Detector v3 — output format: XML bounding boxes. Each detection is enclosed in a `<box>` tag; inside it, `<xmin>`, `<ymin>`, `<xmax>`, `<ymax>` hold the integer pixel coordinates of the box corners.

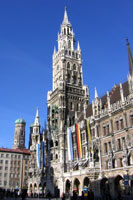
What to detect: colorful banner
<box><xmin>86</xmin><ymin>120</ymin><xmax>92</xmax><ymax>142</ymax></box>
<box><xmin>41</xmin><ymin>141</ymin><xmax>45</xmax><ymax>167</ymax></box>
<box><xmin>67</xmin><ymin>127</ymin><xmax>73</xmax><ymax>161</ymax></box>
<box><xmin>37</xmin><ymin>143</ymin><xmax>41</xmax><ymax>168</ymax></box>
<box><xmin>86</xmin><ymin>120</ymin><xmax>92</xmax><ymax>154</ymax></box>
<box><xmin>76</xmin><ymin>123</ymin><xmax>82</xmax><ymax>159</ymax></box>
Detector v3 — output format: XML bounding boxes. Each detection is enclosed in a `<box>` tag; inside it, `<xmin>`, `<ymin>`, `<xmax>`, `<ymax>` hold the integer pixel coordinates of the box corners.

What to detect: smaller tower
<box><xmin>127</xmin><ymin>39</ymin><xmax>133</xmax><ymax>94</ymax></box>
<box><xmin>13</xmin><ymin>118</ymin><xmax>26</xmax><ymax>149</ymax></box>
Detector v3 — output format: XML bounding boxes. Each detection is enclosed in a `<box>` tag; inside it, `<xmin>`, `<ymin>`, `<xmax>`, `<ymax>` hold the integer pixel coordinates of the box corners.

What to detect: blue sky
<box><xmin>0</xmin><ymin>0</ymin><xmax>133</xmax><ymax>148</ymax></box>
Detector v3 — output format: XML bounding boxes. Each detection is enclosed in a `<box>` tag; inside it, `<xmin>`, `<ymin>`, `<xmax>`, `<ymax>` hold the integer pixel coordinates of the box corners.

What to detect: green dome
<box><xmin>15</xmin><ymin>118</ymin><xmax>26</xmax><ymax>124</ymax></box>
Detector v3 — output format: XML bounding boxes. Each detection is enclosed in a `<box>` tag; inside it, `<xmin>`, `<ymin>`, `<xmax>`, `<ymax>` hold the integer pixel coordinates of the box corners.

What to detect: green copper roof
<box><xmin>15</xmin><ymin>118</ymin><xmax>26</xmax><ymax>124</ymax></box>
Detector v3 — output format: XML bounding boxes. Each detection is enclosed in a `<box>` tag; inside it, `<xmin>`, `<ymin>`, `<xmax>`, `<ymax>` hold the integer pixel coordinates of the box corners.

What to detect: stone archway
<box><xmin>114</xmin><ymin>175</ymin><xmax>124</xmax><ymax>197</ymax></box>
<box><xmin>65</xmin><ymin>179</ymin><xmax>71</xmax><ymax>196</ymax></box>
<box><xmin>100</xmin><ymin>177</ymin><xmax>109</xmax><ymax>196</ymax></box>
<box><xmin>73</xmin><ymin>178</ymin><xmax>80</xmax><ymax>194</ymax></box>
<box><xmin>83</xmin><ymin>177</ymin><xmax>90</xmax><ymax>189</ymax></box>
<box><xmin>42</xmin><ymin>183</ymin><xmax>46</xmax><ymax>196</ymax></box>
<box><xmin>34</xmin><ymin>183</ymin><xmax>38</xmax><ymax>196</ymax></box>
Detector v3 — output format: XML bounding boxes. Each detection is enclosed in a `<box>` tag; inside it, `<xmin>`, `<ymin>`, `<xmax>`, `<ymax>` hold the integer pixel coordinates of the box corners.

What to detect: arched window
<box><xmin>120</xmin><ymin>118</ymin><xmax>124</xmax><ymax>129</ymax></box>
<box><xmin>67</xmin><ymin>73</ymin><xmax>70</xmax><ymax>83</ymax></box>
<box><xmin>73</xmin><ymin>64</ymin><xmax>76</xmax><ymax>70</ymax></box>
<box><xmin>67</xmin><ymin>28</ymin><xmax>69</xmax><ymax>35</ymax></box>
<box><xmin>64</xmin><ymin>28</ymin><xmax>66</xmax><ymax>35</ymax></box>
<box><xmin>51</xmin><ymin>154</ymin><xmax>53</xmax><ymax>160</ymax></box>
<box><xmin>73</xmin><ymin>75</ymin><xmax>77</xmax><ymax>84</ymax></box>
<box><xmin>130</xmin><ymin>110</ymin><xmax>133</xmax><ymax>126</ymax></box>
<box><xmin>67</xmin><ymin>62</ymin><xmax>70</xmax><ymax>69</ymax></box>
<box><xmin>115</xmin><ymin>119</ymin><xmax>119</xmax><ymax>131</ymax></box>
<box><xmin>68</xmin><ymin>40</ymin><xmax>71</xmax><ymax>48</ymax></box>
<box><xmin>55</xmin><ymin>141</ymin><xmax>58</xmax><ymax>146</ymax></box>
<box><xmin>55</xmin><ymin>154</ymin><xmax>58</xmax><ymax>159</ymax></box>
<box><xmin>50</xmin><ymin>140</ymin><xmax>53</xmax><ymax>148</ymax></box>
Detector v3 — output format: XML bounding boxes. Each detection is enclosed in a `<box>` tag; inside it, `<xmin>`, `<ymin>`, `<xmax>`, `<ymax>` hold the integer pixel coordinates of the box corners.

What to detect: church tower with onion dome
<box><xmin>13</xmin><ymin>118</ymin><xmax>26</xmax><ymax>149</ymax></box>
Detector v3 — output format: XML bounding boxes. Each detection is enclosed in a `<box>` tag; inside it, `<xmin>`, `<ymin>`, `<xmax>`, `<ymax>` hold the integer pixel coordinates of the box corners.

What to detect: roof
<box><xmin>15</xmin><ymin>118</ymin><xmax>26</xmax><ymax>124</ymax></box>
<box><xmin>0</xmin><ymin>148</ymin><xmax>31</xmax><ymax>155</ymax></box>
<box><xmin>78</xmin><ymin>81</ymin><xmax>129</xmax><ymax>122</ymax></box>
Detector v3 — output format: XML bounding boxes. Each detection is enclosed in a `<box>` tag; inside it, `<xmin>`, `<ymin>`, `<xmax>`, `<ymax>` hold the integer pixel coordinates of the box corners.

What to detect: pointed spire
<box><xmin>126</xmin><ymin>38</ymin><xmax>133</xmax><ymax>76</ymax></box>
<box><xmin>53</xmin><ymin>46</ymin><xmax>56</xmax><ymax>55</ymax></box>
<box><xmin>95</xmin><ymin>87</ymin><xmax>98</xmax><ymax>99</ymax></box>
<box><xmin>107</xmin><ymin>91</ymin><xmax>111</xmax><ymax>111</ymax></box>
<box><xmin>34</xmin><ymin>107</ymin><xmax>40</xmax><ymax>125</ymax></box>
<box><xmin>63</xmin><ymin>7</ymin><xmax>69</xmax><ymax>24</ymax></box>
<box><xmin>120</xmin><ymin>83</ymin><xmax>125</xmax><ymax>105</ymax></box>
<box><xmin>77</xmin><ymin>41</ymin><xmax>81</xmax><ymax>51</ymax></box>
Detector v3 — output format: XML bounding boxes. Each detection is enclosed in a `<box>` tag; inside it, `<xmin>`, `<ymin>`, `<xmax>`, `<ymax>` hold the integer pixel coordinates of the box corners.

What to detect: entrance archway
<box><xmin>83</xmin><ymin>177</ymin><xmax>90</xmax><ymax>189</ymax></box>
<box><xmin>114</xmin><ymin>175</ymin><xmax>124</xmax><ymax>196</ymax></box>
<box><xmin>100</xmin><ymin>178</ymin><xmax>109</xmax><ymax>195</ymax></box>
<box><xmin>65</xmin><ymin>179</ymin><xmax>71</xmax><ymax>196</ymax></box>
<box><xmin>73</xmin><ymin>178</ymin><xmax>80</xmax><ymax>194</ymax></box>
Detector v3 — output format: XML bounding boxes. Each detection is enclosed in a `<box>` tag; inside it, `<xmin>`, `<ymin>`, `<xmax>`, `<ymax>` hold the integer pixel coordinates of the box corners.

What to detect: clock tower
<box><xmin>47</xmin><ymin>8</ymin><xmax>89</xmax><ymax>194</ymax></box>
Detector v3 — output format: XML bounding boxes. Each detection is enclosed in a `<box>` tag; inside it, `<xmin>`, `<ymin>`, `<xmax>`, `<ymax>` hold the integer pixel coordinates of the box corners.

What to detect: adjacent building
<box><xmin>0</xmin><ymin>119</ymin><xmax>30</xmax><ymax>192</ymax></box>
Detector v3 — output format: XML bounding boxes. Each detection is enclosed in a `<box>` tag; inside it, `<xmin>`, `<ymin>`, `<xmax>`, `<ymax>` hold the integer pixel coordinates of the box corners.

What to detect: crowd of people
<box><xmin>0</xmin><ymin>187</ymin><xmax>27</xmax><ymax>200</ymax></box>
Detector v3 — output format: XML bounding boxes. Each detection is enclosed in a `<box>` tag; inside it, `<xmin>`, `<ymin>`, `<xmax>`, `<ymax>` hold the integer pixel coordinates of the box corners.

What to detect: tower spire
<box><xmin>63</xmin><ymin>7</ymin><xmax>69</xmax><ymax>24</ymax></box>
<box><xmin>95</xmin><ymin>87</ymin><xmax>98</xmax><ymax>99</ymax></box>
<box><xmin>126</xmin><ymin>38</ymin><xmax>133</xmax><ymax>76</ymax></box>
<box><xmin>34</xmin><ymin>107</ymin><xmax>40</xmax><ymax>125</ymax></box>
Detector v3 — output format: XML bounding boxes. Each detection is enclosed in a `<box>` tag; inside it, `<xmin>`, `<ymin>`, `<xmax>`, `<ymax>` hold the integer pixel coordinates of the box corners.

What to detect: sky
<box><xmin>0</xmin><ymin>0</ymin><xmax>133</xmax><ymax>149</ymax></box>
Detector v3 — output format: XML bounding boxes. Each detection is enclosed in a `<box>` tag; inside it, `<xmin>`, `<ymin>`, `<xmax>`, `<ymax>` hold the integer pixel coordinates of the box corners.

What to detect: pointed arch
<box><xmin>68</xmin><ymin>40</ymin><xmax>71</xmax><ymax>49</ymax></box>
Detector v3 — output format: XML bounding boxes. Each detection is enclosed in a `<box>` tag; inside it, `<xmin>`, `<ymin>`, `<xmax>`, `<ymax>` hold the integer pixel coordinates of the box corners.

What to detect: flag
<box><xmin>76</xmin><ymin>123</ymin><xmax>82</xmax><ymax>159</ymax></box>
<box><xmin>36</xmin><ymin>143</ymin><xmax>41</xmax><ymax>168</ymax></box>
<box><xmin>67</xmin><ymin>128</ymin><xmax>73</xmax><ymax>161</ymax></box>
<box><xmin>87</xmin><ymin>120</ymin><xmax>92</xmax><ymax>142</ymax></box>
<box><xmin>41</xmin><ymin>141</ymin><xmax>45</xmax><ymax>167</ymax></box>
<box><xmin>86</xmin><ymin>120</ymin><xmax>92</xmax><ymax>154</ymax></box>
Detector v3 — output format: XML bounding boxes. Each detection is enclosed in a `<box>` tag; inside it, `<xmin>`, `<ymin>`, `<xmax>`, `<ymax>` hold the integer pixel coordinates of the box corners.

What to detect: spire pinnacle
<box><xmin>63</xmin><ymin>6</ymin><xmax>69</xmax><ymax>24</ymax></box>
<box><xmin>77</xmin><ymin>41</ymin><xmax>81</xmax><ymax>51</ymax></box>
<box><xmin>34</xmin><ymin>107</ymin><xmax>40</xmax><ymax>125</ymax></box>
<box><xmin>53</xmin><ymin>46</ymin><xmax>56</xmax><ymax>55</ymax></box>
<box><xmin>95</xmin><ymin>87</ymin><xmax>98</xmax><ymax>99</ymax></box>
<box><xmin>126</xmin><ymin>38</ymin><xmax>133</xmax><ymax>76</ymax></box>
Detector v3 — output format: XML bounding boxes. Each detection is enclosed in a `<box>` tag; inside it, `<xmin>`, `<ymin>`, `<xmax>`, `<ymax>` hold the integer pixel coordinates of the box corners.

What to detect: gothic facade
<box><xmin>46</xmin><ymin>8</ymin><xmax>133</xmax><ymax>199</ymax></box>
<box><xmin>27</xmin><ymin>8</ymin><xmax>133</xmax><ymax>199</ymax></box>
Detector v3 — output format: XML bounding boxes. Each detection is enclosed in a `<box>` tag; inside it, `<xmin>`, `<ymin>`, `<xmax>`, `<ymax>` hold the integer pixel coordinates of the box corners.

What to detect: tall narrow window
<box><xmin>116</xmin><ymin>120</ymin><xmax>119</xmax><ymax>131</ymax></box>
<box><xmin>130</xmin><ymin>113</ymin><xmax>133</xmax><ymax>126</ymax></box>
<box><xmin>104</xmin><ymin>143</ymin><xmax>108</xmax><ymax>154</ymax></box>
<box><xmin>120</xmin><ymin>118</ymin><xmax>124</xmax><ymax>129</ymax></box>
<box><xmin>117</xmin><ymin>139</ymin><xmax>121</xmax><ymax>150</ymax></box>
<box><xmin>68</xmin><ymin>40</ymin><xmax>71</xmax><ymax>48</ymax></box>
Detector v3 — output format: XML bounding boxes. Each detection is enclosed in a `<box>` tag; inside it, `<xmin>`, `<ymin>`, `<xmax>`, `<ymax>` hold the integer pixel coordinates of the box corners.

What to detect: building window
<box><xmin>70</xmin><ymin>102</ymin><xmax>73</xmax><ymax>110</ymax></box>
<box><xmin>0</xmin><ymin>160</ymin><xmax>3</xmax><ymax>164</ymax></box>
<box><xmin>119</xmin><ymin>158</ymin><xmax>123</xmax><ymax>167</ymax></box>
<box><xmin>104</xmin><ymin>143</ymin><xmax>108</xmax><ymax>154</ymax></box>
<box><xmin>5</xmin><ymin>167</ymin><xmax>8</xmax><ymax>170</ymax></box>
<box><xmin>107</xmin><ymin>124</ymin><xmax>110</xmax><ymax>134</ymax></box>
<box><xmin>116</xmin><ymin>120</ymin><xmax>119</xmax><ymax>131</ymax></box>
<box><xmin>120</xmin><ymin>118</ymin><xmax>124</xmax><ymax>129</ymax></box>
<box><xmin>1</xmin><ymin>154</ymin><xmax>4</xmax><ymax>158</ymax></box>
<box><xmin>73</xmin><ymin>75</ymin><xmax>77</xmax><ymax>84</ymax></box>
<box><xmin>105</xmin><ymin>161</ymin><xmax>108</xmax><ymax>169</ymax></box>
<box><xmin>5</xmin><ymin>160</ymin><xmax>8</xmax><ymax>164</ymax></box>
<box><xmin>103</xmin><ymin>126</ymin><xmax>106</xmax><ymax>136</ymax></box>
<box><xmin>130</xmin><ymin>112</ymin><xmax>133</xmax><ymax>126</ymax></box>
<box><xmin>0</xmin><ymin>166</ymin><xmax>3</xmax><ymax>170</ymax></box>
<box><xmin>6</xmin><ymin>154</ymin><xmax>9</xmax><ymax>158</ymax></box>
<box><xmin>108</xmin><ymin>142</ymin><xmax>112</xmax><ymax>152</ymax></box>
<box><xmin>51</xmin><ymin>154</ymin><xmax>53</xmax><ymax>160</ymax></box>
<box><xmin>117</xmin><ymin>139</ymin><xmax>121</xmax><ymax>150</ymax></box>
<box><xmin>73</xmin><ymin>64</ymin><xmax>76</xmax><ymax>70</ymax></box>
<box><xmin>67</xmin><ymin>73</ymin><xmax>71</xmax><ymax>83</ymax></box>
<box><xmin>55</xmin><ymin>154</ymin><xmax>58</xmax><ymax>159</ymax></box>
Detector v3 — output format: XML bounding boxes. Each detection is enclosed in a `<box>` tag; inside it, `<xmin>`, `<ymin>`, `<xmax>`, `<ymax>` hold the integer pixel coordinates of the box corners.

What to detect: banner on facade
<box><xmin>67</xmin><ymin>127</ymin><xmax>73</xmax><ymax>161</ymax></box>
<box><xmin>76</xmin><ymin>123</ymin><xmax>82</xmax><ymax>159</ymax></box>
<box><xmin>36</xmin><ymin>143</ymin><xmax>41</xmax><ymax>168</ymax></box>
<box><xmin>41</xmin><ymin>141</ymin><xmax>45</xmax><ymax>167</ymax></box>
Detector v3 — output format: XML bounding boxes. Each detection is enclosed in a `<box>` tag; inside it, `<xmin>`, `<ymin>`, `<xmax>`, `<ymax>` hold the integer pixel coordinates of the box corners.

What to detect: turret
<box><xmin>127</xmin><ymin>39</ymin><xmax>133</xmax><ymax>94</ymax></box>
<box><xmin>13</xmin><ymin>118</ymin><xmax>26</xmax><ymax>149</ymax></box>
